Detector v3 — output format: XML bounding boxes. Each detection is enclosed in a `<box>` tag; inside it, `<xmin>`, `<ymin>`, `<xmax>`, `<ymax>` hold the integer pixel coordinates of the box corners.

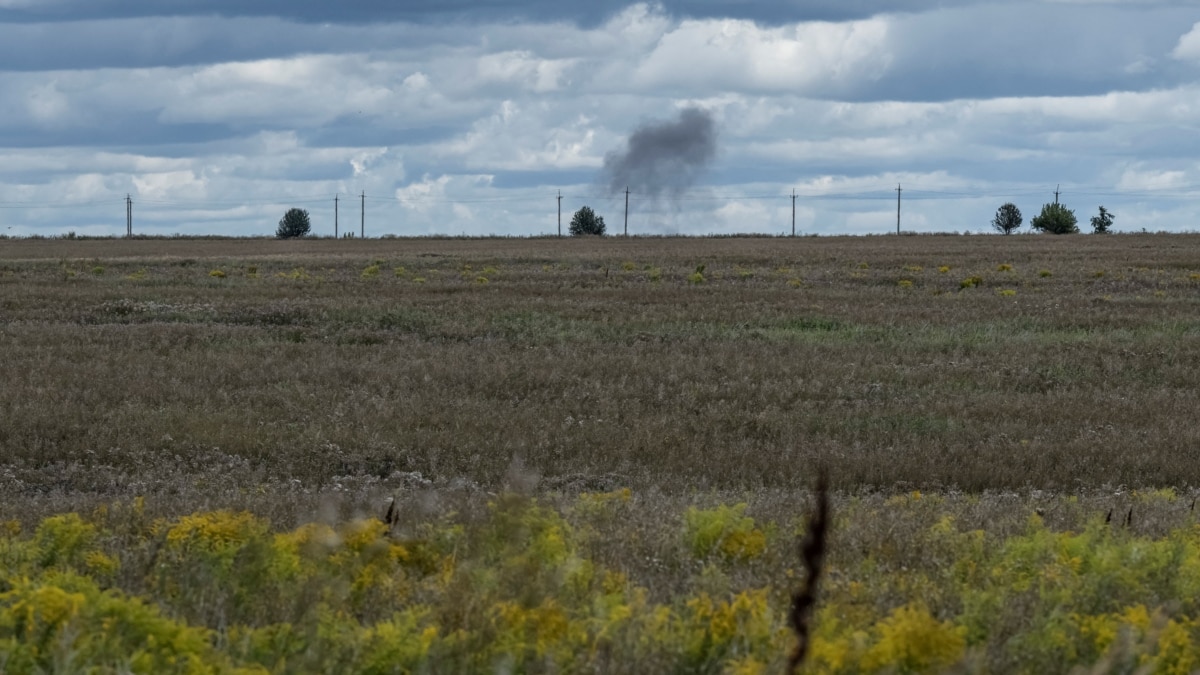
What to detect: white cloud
<box><xmin>25</xmin><ymin>80</ymin><xmax>74</xmax><ymax>127</ymax></box>
<box><xmin>403</xmin><ymin>72</ymin><xmax>430</xmax><ymax>91</ymax></box>
<box><xmin>64</xmin><ymin>173</ymin><xmax>121</xmax><ymax>201</ymax></box>
<box><xmin>131</xmin><ymin>170</ymin><xmax>208</xmax><ymax>201</ymax></box>
<box><xmin>433</xmin><ymin>101</ymin><xmax>599</xmax><ymax>171</ymax></box>
<box><xmin>1172</xmin><ymin>22</ymin><xmax>1200</xmax><ymax>62</ymax></box>
<box><xmin>396</xmin><ymin>174</ymin><xmax>453</xmax><ymax>212</ymax></box>
<box><xmin>350</xmin><ymin>148</ymin><xmax>391</xmax><ymax>177</ymax></box>
<box><xmin>631</xmin><ymin>17</ymin><xmax>891</xmax><ymax>93</ymax></box>
<box><xmin>1116</xmin><ymin>166</ymin><xmax>1191</xmax><ymax>191</ymax></box>
<box><xmin>477</xmin><ymin>51</ymin><xmax>577</xmax><ymax>92</ymax></box>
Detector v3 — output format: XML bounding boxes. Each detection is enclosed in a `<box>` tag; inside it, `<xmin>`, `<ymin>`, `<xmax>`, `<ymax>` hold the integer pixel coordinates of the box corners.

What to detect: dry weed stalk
<box><xmin>384</xmin><ymin>497</ymin><xmax>399</xmax><ymax>528</ymax></box>
<box><xmin>788</xmin><ymin>468</ymin><xmax>829</xmax><ymax>674</ymax></box>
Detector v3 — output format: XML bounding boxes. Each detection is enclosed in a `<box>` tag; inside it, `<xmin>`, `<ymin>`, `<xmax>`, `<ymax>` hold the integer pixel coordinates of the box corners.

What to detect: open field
<box><xmin>3</xmin><ymin>234</ymin><xmax>1200</xmax><ymax>672</ymax></box>
<box><xmin>3</xmin><ymin>234</ymin><xmax>1200</xmax><ymax>510</ymax></box>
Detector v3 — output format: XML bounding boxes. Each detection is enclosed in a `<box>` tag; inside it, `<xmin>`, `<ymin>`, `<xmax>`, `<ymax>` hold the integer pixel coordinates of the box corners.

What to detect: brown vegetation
<box><xmin>1</xmin><ymin>234</ymin><xmax>1199</xmax><ymax>525</ymax></box>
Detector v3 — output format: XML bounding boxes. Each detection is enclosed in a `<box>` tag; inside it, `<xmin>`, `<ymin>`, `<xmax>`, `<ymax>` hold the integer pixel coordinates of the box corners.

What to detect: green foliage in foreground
<box><xmin>6</xmin><ymin>491</ymin><xmax>1200</xmax><ymax>672</ymax></box>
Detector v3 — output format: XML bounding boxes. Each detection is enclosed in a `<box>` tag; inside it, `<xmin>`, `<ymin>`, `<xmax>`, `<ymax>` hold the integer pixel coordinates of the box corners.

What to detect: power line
<box><xmin>6</xmin><ymin>180</ymin><xmax>1200</xmax><ymax>213</ymax></box>
<box><xmin>6</xmin><ymin>180</ymin><xmax>1200</xmax><ymax>238</ymax></box>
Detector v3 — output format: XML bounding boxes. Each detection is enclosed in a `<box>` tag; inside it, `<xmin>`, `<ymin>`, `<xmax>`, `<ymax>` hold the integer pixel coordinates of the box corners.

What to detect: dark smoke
<box><xmin>602</xmin><ymin>107</ymin><xmax>717</xmax><ymax>200</ymax></box>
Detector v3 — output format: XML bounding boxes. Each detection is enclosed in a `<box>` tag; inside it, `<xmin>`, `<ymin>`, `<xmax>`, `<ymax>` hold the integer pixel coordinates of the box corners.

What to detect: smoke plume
<box><xmin>602</xmin><ymin>107</ymin><xmax>717</xmax><ymax>200</ymax></box>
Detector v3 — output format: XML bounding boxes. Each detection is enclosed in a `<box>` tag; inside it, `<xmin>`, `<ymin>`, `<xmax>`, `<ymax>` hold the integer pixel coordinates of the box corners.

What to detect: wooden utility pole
<box><xmin>125</xmin><ymin>194</ymin><xmax>132</xmax><ymax>237</ymax></box>
<box><xmin>791</xmin><ymin>190</ymin><xmax>797</xmax><ymax>237</ymax></box>
<box><xmin>557</xmin><ymin>191</ymin><xmax>562</xmax><ymax>237</ymax></box>
<box><xmin>360</xmin><ymin>191</ymin><xmax>365</xmax><ymax>238</ymax></box>
<box><xmin>895</xmin><ymin>184</ymin><xmax>902</xmax><ymax>235</ymax></box>
<box><xmin>334</xmin><ymin>194</ymin><xmax>339</xmax><ymax>238</ymax></box>
<box><xmin>624</xmin><ymin>187</ymin><xmax>630</xmax><ymax>236</ymax></box>
<box><xmin>1054</xmin><ymin>185</ymin><xmax>1061</xmax><ymax>205</ymax></box>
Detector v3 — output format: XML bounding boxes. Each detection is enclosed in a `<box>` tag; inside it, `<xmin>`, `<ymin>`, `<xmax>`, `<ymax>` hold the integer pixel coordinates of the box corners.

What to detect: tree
<box><xmin>1030</xmin><ymin>203</ymin><xmax>1078</xmax><ymax>235</ymax></box>
<box><xmin>569</xmin><ymin>206</ymin><xmax>606</xmax><ymax>236</ymax></box>
<box><xmin>1090</xmin><ymin>206</ymin><xmax>1115</xmax><ymax>234</ymax></box>
<box><xmin>991</xmin><ymin>203</ymin><xmax>1023</xmax><ymax>235</ymax></box>
<box><xmin>276</xmin><ymin>208</ymin><xmax>311</xmax><ymax>239</ymax></box>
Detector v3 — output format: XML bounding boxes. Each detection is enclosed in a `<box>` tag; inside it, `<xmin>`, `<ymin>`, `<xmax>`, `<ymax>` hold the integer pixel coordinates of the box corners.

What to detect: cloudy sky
<box><xmin>3</xmin><ymin>0</ymin><xmax>1200</xmax><ymax>236</ymax></box>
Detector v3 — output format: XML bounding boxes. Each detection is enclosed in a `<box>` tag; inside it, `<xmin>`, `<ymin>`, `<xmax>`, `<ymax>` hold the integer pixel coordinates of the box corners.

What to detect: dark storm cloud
<box><xmin>0</xmin><ymin>0</ymin><xmax>992</xmax><ymax>26</ymax></box>
<box><xmin>602</xmin><ymin>107</ymin><xmax>716</xmax><ymax>200</ymax></box>
<box><xmin>0</xmin><ymin>115</ymin><xmax>236</xmax><ymax>148</ymax></box>
<box><xmin>0</xmin><ymin>17</ymin><xmax>463</xmax><ymax>71</ymax></box>
<box><xmin>866</xmin><ymin>4</ymin><xmax>1200</xmax><ymax>102</ymax></box>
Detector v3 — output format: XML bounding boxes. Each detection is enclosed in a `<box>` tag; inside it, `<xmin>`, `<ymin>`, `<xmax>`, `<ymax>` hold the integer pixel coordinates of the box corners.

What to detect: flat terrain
<box><xmin>5</xmin><ymin>234</ymin><xmax>1200</xmax><ymax>672</ymax></box>
<box><xmin>2</xmin><ymin>234</ymin><xmax>1200</xmax><ymax>522</ymax></box>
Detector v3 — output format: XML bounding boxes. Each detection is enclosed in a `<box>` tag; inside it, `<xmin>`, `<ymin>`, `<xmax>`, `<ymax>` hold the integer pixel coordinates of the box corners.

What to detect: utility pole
<box><xmin>1054</xmin><ymin>184</ymin><xmax>1061</xmax><ymax>205</ymax></box>
<box><xmin>791</xmin><ymin>190</ymin><xmax>797</xmax><ymax>237</ymax></box>
<box><xmin>557</xmin><ymin>191</ymin><xmax>562</xmax><ymax>237</ymax></box>
<box><xmin>896</xmin><ymin>184</ymin><xmax>902</xmax><ymax>235</ymax></box>
<box><xmin>334</xmin><ymin>194</ymin><xmax>339</xmax><ymax>239</ymax></box>
<box><xmin>624</xmin><ymin>187</ymin><xmax>630</xmax><ymax>237</ymax></box>
<box><xmin>125</xmin><ymin>194</ymin><xmax>132</xmax><ymax>237</ymax></box>
<box><xmin>360</xmin><ymin>191</ymin><xmax>365</xmax><ymax>238</ymax></box>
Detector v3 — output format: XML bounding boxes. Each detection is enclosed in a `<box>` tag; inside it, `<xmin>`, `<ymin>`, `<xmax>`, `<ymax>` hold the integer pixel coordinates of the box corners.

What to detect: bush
<box><xmin>1030</xmin><ymin>203</ymin><xmax>1078</xmax><ymax>234</ymax></box>
<box><xmin>276</xmin><ymin>208</ymin><xmax>311</xmax><ymax>239</ymax></box>
<box><xmin>991</xmin><ymin>203</ymin><xmax>1023</xmax><ymax>235</ymax></box>
<box><xmin>1090</xmin><ymin>206</ymin><xmax>1115</xmax><ymax>234</ymax></box>
<box><xmin>569</xmin><ymin>206</ymin><xmax>606</xmax><ymax>236</ymax></box>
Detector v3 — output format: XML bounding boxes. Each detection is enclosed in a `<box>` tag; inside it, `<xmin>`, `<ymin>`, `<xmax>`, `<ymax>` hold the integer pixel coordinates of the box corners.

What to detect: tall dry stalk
<box><xmin>789</xmin><ymin>468</ymin><xmax>829</xmax><ymax>674</ymax></box>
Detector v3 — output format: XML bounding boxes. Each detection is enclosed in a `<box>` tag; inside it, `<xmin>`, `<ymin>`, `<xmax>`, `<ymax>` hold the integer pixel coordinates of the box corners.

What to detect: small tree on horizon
<box><xmin>1030</xmin><ymin>203</ymin><xmax>1078</xmax><ymax>235</ymax></box>
<box><xmin>276</xmin><ymin>208</ymin><xmax>311</xmax><ymax>239</ymax></box>
<box><xmin>991</xmin><ymin>203</ymin><xmax>1023</xmax><ymax>235</ymax></box>
<box><xmin>1090</xmin><ymin>206</ymin><xmax>1115</xmax><ymax>234</ymax></box>
<box><xmin>569</xmin><ymin>206</ymin><xmax>606</xmax><ymax>236</ymax></box>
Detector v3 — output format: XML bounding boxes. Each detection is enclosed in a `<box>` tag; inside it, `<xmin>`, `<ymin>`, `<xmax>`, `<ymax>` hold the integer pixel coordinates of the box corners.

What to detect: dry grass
<box><xmin>2</xmin><ymin>234</ymin><xmax>1199</xmax><ymax>525</ymax></box>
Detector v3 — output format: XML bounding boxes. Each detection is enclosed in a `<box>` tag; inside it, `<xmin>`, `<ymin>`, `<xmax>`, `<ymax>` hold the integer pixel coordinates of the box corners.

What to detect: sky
<box><xmin>3</xmin><ymin>0</ymin><xmax>1200</xmax><ymax>237</ymax></box>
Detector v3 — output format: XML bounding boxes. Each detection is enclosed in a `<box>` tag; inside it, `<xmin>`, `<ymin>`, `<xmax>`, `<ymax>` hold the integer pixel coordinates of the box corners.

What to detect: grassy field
<box><xmin>3</xmin><ymin>233</ymin><xmax>1200</xmax><ymax>672</ymax></box>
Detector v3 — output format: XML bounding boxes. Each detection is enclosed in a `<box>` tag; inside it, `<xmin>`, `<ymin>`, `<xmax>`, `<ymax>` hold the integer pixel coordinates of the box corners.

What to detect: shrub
<box><xmin>1090</xmin><ymin>206</ymin><xmax>1115</xmax><ymax>234</ymax></box>
<box><xmin>991</xmin><ymin>203</ymin><xmax>1023</xmax><ymax>235</ymax></box>
<box><xmin>276</xmin><ymin>208</ymin><xmax>311</xmax><ymax>239</ymax></box>
<box><xmin>569</xmin><ymin>207</ymin><xmax>605</xmax><ymax>236</ymax></box>
<box><xmin>960</xmin><ymin>276</ymin><xmax>983</xmax><ymax>289</ymax></box>
<box><xmin>683</xmin><ymin>503</ymin><xmax>766</xmax><ymax>562</ymax></box>
<box><xmin>1031</xmin><ymin>203</ymin><xmax>1078</xmax><ymax>234</ymax></box>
